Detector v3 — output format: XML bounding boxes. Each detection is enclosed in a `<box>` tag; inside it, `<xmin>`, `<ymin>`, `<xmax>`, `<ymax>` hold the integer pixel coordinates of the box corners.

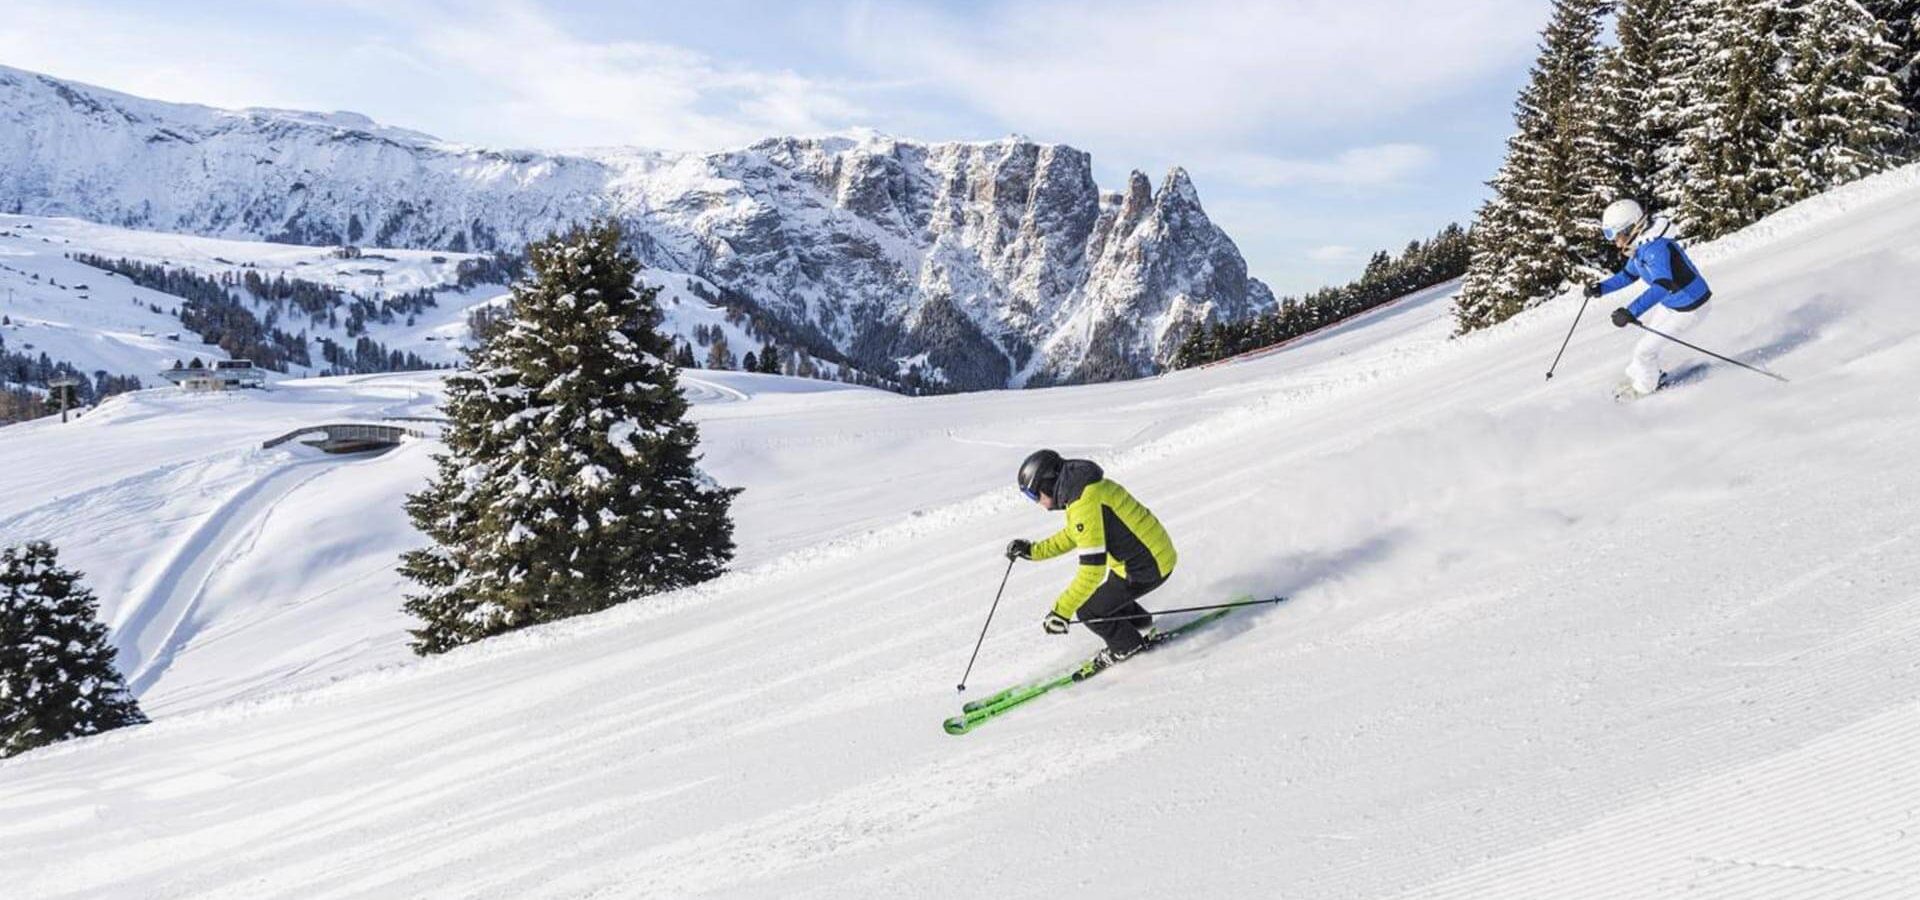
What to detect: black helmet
<box><xmin>1017</xmin><ymin>449</ymin><xmax>1063</xmax><ymax>500</ymax></box>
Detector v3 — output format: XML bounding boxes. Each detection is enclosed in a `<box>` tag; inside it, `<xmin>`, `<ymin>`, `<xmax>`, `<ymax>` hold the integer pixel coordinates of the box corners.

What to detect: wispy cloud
<box><xmin>0</xmin><ymin>0</ymin><xmax>875</xmax><ymax>152</ymax></box>
<box><xmin>380</xmin><ymin>1</ymin><xmax>869</xmax><ymax>151</ymax></box>
<box><xmin>1214</xmin><ymin>144</ymin><xmax>1437</xmax><ymax>189</ymax></box>
<box><xmin>844</xmin><ymin>0</ymin><xmax>1541</xmax><ymax>147</ymax></box>
<box><xmin>1307</xmin><ymin>245</ymin><xmax>1362</xmax><ymax>263</ymax></box>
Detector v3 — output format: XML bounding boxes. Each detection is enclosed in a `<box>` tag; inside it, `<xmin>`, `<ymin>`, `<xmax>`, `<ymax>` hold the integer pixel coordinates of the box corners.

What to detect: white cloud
<box><xmin>386</xmin><ymin>2</ymin><xmax>869</xmax><ymax>151</ymax></box>
<box><xmin>844</xmin><ymin>0</ymin><xmax>1542</xmax><ymax>146</ymax></box>
<box><xmin>0</xmin><ymin>0</ymin><xmax>873</xmax><ymax>152</ymax></box>
<box><xmin>1213</xmin><ymin>144</ymin><xmax>1436</xmax><ymax>188</ymax></box>
<box><xmin>1307</xmin><ymin>245</ymin><xmax>1361</xmax><ymax>263</ymax></box>
<box><xmin>0</xmin><ymin>1</ymin><xmax>305</xmax><ymax>111</ymax></box>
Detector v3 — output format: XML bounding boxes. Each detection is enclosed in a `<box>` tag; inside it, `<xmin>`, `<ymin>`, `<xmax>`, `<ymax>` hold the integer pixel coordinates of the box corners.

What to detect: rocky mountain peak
<box><xmin>0</xmin><ymin>66</ymin><xmax>1274</xmax><ymax>390</ymax></box>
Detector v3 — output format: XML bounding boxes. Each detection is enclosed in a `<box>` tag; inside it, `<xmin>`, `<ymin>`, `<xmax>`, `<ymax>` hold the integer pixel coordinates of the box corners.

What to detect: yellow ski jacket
<box><xmin>1028</xmin><ymin>461</ymin><xmax>1177</xmax><ymax>617</ymax></box>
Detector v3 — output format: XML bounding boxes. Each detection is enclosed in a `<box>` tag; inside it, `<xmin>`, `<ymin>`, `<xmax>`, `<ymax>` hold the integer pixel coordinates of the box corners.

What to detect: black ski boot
<box><xmin>1073</xmin><ymin>643</ymin><xmax>1144</xmax><ymax>681</ymax></box>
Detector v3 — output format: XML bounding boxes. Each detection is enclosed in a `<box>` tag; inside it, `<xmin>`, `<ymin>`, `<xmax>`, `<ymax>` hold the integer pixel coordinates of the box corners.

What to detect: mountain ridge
<box><xmin>0</xmin><ymin>65</ymin><xmax>1275</xmax><ymax>389</ymax></box>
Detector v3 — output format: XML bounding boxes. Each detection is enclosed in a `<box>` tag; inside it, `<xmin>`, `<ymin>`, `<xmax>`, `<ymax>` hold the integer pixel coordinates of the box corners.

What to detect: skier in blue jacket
<box><xmin>1584</xmin><ymin>199</ymin><xmax>1713</xmax><ymax>398</ymax></box>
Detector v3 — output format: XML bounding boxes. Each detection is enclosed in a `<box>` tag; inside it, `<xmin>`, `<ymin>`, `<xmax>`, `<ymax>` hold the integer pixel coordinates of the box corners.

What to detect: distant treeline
<box><xmin>1172</xmin><ymin>223</ymin><xmax>1470</xmax><ymax>369</ymax></box>
<box><xmin>73</xmin><ymin>254</ymin><xmax>312</xmax><ymax>371</ymax></box>
<box><xmin>71</xmin><ymin>254</ymin><xmax>449</xmax><ymax>377</ymax></box>
<box><xmin>0</xmin><ymin>329</ymin><xmax>141</xmax><ymax>425</ymax></box>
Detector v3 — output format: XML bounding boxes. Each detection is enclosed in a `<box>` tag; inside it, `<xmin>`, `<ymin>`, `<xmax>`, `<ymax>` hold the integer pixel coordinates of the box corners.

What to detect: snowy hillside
<box><xmin>0</xmin><ymin>214</ymin><xmax>837</xmax><ymax>399</ymax></box>
<box><xmin>0</xmin><ymin>214</ymin><xmax>490</xmax><ymax>381</ymax></box>
<box><xmin>0</xmin><ymin>65</ymin><xmax>1273</xmax><ymax>388</ymax></box>
<box><xmin>3</xmin><ymin>163</ymin><xmax>1920</xmax><ymax>897</ymax></box>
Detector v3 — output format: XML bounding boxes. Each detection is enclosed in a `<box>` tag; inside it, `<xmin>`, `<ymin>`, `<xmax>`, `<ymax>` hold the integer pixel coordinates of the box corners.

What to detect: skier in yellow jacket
<box><xmin>1005</xmin><ymin>449</ymin><xmax>1178</xmax><ymax>673</ymax></box>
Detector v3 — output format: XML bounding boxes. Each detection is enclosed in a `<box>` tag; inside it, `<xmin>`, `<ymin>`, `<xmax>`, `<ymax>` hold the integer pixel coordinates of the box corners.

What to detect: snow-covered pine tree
<box><xmin>1779</xmin><ymin>0</ymin><xmax>1909</xmax><ymax>205</ymax></box>
<box><xmin>1675</xmin><ymin>0</ymin><xmax>1794</xmax><ymax>238</ymax></box>
<box><xmin>1456</xmin><ymin>194</ymin><xmax>1529</xmax><ymax>332</ymax></box>
<box><xmin>1863</xmin><ymin>0</ymin><xmax>1920</xmax><ymax>152</ymax></box>
<box><xmin>1</xmin><ymin>541</ymin><xmax>146</xmax><ymax>759</ymax></box>
<box><xmin>1650</xmin><ymin>0</ymin><xmax>1722</xmax><ymax>214</ymax></box>
<box><xmin>398</xmin><ymin>220</ymin><xmax>742</xmax><ymax>655</ymax></box>
<box><xmin>1453</xmin><ymin>0</ymin><xmax>1612</xmax><ymax>332</ymax></box>
<box><xmin>1595</xmin><ymin>0</ymin><xmax>1680</xmax><ymax>208</ymax></box>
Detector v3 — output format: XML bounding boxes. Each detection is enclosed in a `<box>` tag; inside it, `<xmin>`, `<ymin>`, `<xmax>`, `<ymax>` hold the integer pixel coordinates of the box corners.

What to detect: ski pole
<box><xmin>956</xmin><ymin>557</ymin><xmax>1017</xmax><ymax>693</ymax></box>
<box><xmin>1631</xmin><ymin>322</ymin><xmax>1789</xmax><ymax>383</ymax></box>
<box><xmin>1545</xmin><ymin>290</ymin><xmax>1592</xmax><ymax>381</ymax></box>
<box><xmin>1073</xmin><ymin>596</ymin><xmax>1286</xmax><ymax>627</ymax></box>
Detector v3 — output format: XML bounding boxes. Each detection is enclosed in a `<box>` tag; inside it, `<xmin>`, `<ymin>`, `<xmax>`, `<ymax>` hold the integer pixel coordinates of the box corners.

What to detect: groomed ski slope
<box><xmin>3</xmin><ymin>164</ymin><xmax>1920</xmax><ymax>897</ymax></box>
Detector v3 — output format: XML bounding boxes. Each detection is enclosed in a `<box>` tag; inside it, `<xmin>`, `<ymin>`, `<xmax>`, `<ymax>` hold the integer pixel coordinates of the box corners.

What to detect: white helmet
<box><xmin>1601</xmin><ymin>199</ymin><xmax>1646</xmax><ymax>241</ymax></box>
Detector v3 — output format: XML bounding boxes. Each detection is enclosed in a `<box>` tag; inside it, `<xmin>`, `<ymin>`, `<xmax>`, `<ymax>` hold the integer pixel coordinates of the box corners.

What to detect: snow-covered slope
<box><xmin>3</xmin><ymin>164</ymin><xmax>1920</xmax><ymax>897</ymax></box>
<box><xmin>0</xmin><ymin>66</ymin><xmax>1274</xmax><ymax>388</ymax></box>
<box><xmin>0</xmin><ymin>213</ymin><xmax>494</xmax><ymax>380</ymax></box>
<box><xmin>0</xmin><ymin>213</ymin><xmax>817</xmax><ymax>391</ymax></box>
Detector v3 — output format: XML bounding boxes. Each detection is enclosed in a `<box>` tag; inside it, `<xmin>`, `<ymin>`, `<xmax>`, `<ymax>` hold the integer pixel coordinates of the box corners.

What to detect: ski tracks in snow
<box><xmin>114</xmin><ymin>450</ymin><xmax>344</xmax><ymax>696</ymax></box>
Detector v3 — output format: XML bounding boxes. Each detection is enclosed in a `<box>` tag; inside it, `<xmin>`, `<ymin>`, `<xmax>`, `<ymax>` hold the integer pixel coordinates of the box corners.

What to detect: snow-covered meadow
<box><xmin>2</xmin><ymin>163</ymin><xmax>1919</xmax><ymax>897</ymax></box>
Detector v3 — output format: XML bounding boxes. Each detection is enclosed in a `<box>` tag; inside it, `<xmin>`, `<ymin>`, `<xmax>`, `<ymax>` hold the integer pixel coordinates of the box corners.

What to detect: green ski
<box><xmin>943</xmin><ymin>600</ymin><xmax>1265</xmax><ymax>735</ymax></box>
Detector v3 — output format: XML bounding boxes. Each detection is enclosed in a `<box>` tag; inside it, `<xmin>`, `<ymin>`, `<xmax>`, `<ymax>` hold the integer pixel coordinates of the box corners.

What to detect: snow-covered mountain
<box><xmin>0</xmin><ymin>65</ymin><xmax>1274</xmax><ymax>389</ymax></box>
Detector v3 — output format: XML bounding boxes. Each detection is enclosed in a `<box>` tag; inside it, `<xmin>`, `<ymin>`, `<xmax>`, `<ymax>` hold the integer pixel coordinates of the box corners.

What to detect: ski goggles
<box><xmin>1603</xmin><ymin>222</ymin><xmax>1636</xmax><ymax>240</ymax></box>
<box><xmin>1021</xmin><ymin>486</ymin><xmax>1040</xmax><ymax>502</ymax></box>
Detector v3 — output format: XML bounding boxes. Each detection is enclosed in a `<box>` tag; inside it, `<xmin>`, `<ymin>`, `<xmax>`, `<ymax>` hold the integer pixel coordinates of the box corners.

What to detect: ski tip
<box><xmin>942</xmin><ymin>717</ymin><xmax>971</xmax><ymax>736</ymax></box>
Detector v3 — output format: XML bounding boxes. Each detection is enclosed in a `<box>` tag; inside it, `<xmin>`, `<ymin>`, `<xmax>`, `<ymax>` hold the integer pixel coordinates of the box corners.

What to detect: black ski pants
<box><xmin>1080</xmin><ymin>571</ymin><xmax>1165</xmax><ymax>654</ymax></box>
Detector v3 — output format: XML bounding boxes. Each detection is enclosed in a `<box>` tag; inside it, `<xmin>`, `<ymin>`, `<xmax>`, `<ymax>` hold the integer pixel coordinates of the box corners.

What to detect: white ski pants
<box><xmin>1626</xmin><ymin>302</ymin><xmax>1711</xmax><ymax>395</ymax></box>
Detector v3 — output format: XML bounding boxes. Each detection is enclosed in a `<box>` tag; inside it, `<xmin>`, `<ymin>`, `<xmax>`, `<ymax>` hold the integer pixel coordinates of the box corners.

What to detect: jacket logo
<box><xmin>1075</xmin><ymin>523</ymin><xmax>1085</xmax><ymax>532</ymax></box>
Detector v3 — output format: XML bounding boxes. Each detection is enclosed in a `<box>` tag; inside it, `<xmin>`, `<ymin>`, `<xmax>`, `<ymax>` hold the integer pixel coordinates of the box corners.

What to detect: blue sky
<box><xmin>0</xmin><ymin>0</ymin><xmax>1551</xmax><ymax>295</ymax></box>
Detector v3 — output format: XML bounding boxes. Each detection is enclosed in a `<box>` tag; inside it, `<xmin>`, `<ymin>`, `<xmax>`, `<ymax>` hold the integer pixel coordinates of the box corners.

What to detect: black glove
<box><xmin>1583</xmin><ymin>281</ymin><xmax>1604</xmax><ymax>299</ymax></box>
<box><xmin>1610</xmin><ymin>307</ymin><xmax>1637</xmax><ymax>328</ymax></box>
<box><xmin>1042</xmin><ymin>611</ymin><xmax>1070</xmax><ymax>635</ymax></box>
<box><xmin>1005</xmin><ymin>539</ymin><xmax>1032</xmax><ymax>560</ymax></box>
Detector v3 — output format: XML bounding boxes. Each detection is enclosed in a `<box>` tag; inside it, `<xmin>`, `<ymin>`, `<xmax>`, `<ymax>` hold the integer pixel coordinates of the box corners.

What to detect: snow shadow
<box><xmin>1176</xmin><ymin>530</ymin><xmax>1408</xmax><ymax>642</ymax></box>
<box><xmin>1740</xmin><ymin>295</ymin><xmax>1844</xmax><ymax>364</ymax></box>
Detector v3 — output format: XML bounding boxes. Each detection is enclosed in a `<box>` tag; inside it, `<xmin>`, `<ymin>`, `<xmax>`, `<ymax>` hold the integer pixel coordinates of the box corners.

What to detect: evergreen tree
<box><xmin>1595</xmin><ymin>0</ymin><xmax>1679</xmax><ymax>207</ymax></box>
<box><xmin>1</xmin><ymin>541</ymin><xmax>146</xmax><ymax>759</ymax></box>
<box><xmin>672</xmin><ymin>341</ymin><xmax>698</xmax><ymax>369</ymax></box>
<box><xmin>1454</xmin><ymin>0</ymin><xmax>1611</xmax><ymax>332</ymax></box>
<box><xmin>1866</xmin><ymin>0</ymin><xmax>1920</xmax><ymax>151</ymax></box>
<box><xmin>397</xmin><ymin>220</ymin><xmax>742</xmax><ymax>655</ymax></box>
<box><xmin>1674</xmin><ymin>1</ymin><xmax>1793</xmax><ymax>238</ymax></box>
<box><xmin>1456</xmin><ymin>193</ymin><xmax>1530</xmax><ymax>332</ymax></box>
<box><xmin>1778</xmin><ymin>0</ymin><xmax>1909</xmax><ymax>204</ymax></box>
<box><xmin>1649</xmin><ymin>0</ymin><xmax>1721</xmax><ymax>212</ymax></box>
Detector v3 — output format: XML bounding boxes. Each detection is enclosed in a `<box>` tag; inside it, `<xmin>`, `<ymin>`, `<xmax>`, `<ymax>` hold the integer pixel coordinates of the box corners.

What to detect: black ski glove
<box><xmin>1042</xmin><ymin>611</ymin><xmax>1070</xmax><ymax>635</ymax></box>
<box><xmin>1583</xmin><ymin>281</ymin><xmax>1604</xmax><ymax>299</ymax></box>
<box><xmin>1005</xmin><ymin>539</ymin><xmax>1032</xmax><ymax>560</ymax></box>
<box><xmin>1610</xmin><ymin>307</ymin><xmax>1637</xmax><ymax>328</ymax></box>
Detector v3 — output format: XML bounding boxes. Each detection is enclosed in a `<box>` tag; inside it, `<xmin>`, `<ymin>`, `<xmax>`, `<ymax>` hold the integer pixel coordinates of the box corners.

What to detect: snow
<box><xmin>0</xmin><ymin>213</ymin><xmax>504</xmax><ymax>379</ymax></box>
<box><xmin>2</xmin><ymin>163</ymin><xmax>1920</xmax><ymax>896</ymax></box>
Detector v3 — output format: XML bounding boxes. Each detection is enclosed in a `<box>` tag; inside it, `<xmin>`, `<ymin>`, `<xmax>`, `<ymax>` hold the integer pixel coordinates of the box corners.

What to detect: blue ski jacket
<box><xmin>1597</xmin><ymin>230</ymin><xmax>1712</xmax><ymax>317</ymax></box>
